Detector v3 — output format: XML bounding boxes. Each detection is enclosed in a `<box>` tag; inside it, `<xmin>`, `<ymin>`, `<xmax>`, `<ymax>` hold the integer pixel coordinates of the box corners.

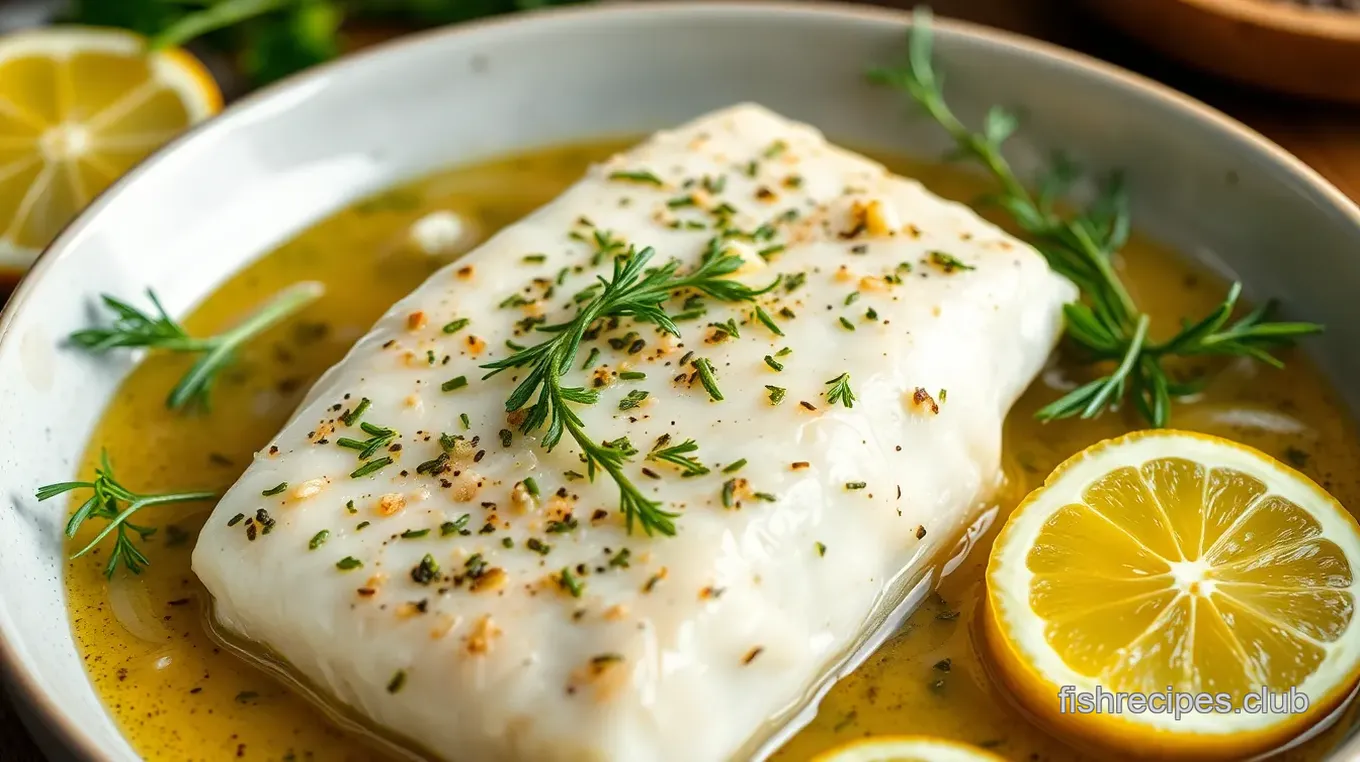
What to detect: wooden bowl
<box><xmin>1085</xmin><ymin>0</ymin><xmax>1360</xmax><ymax>102</ymax></box>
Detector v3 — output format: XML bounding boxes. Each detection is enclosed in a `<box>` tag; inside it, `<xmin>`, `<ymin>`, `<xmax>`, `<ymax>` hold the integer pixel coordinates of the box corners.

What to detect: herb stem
<box><xmin>36</xmin><ymin>451</ymin><xmax>216</xmax><ymax>578</ymax></box>
<box><xmin>72</xmin><ymin>282</ymin><xmax>325</xmax><ymax>411</ymax></box>
<box><xmin>872</xmin><ymin>9</ymin><xmax>1322</xmax><ymax>427</ymax></box>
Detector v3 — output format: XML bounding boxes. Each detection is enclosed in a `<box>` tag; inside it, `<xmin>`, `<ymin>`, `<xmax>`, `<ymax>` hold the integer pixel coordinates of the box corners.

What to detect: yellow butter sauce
<box><xmin>64</xmin><ymin>141</ymin><xmax>1360</xmax><ymax>761</ymax></box>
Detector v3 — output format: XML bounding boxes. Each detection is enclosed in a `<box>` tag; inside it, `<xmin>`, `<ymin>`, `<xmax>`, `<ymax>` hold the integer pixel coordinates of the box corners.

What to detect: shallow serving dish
<box><xmin>3</xmin><ymin>2</ymin><xmax>1360</xmax><ymax>760</ymax></box>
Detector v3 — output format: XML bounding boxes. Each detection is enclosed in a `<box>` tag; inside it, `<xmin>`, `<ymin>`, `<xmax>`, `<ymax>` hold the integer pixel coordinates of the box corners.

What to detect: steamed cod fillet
<box><xmin>193</xmin><ymin>104</ymin><xmax>1076</xmax><ymax>762</ymax></box>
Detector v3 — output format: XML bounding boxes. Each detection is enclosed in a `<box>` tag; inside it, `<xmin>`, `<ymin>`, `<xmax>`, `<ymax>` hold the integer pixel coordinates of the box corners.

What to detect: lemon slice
<box><xmin>985</xmin><ymin>429</ymin><xmax>1360</xmax><ymax>760</ymax></box>
<box><xmin>0</xmin><ymin>27</ymin><xmax>221</xmax><ymax>270</ymax></box>
<box><xmin>810</xmin><ymin>736</ymin><xmax>1005</xmax><ymax>762</ymax></box>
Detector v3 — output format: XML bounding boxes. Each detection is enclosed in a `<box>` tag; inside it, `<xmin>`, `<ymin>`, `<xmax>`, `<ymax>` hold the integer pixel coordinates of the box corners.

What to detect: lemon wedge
<box><xmin>0</xmin><ymin>27</ymin><xmax>221</xmax><ymax>270</ymax></box>
<box><xmin>810</xmin><ymin>736</ymin><xmax>1005</xmax><ymax>762</ymax></box>
<box><xmin>985</xmin><ymin>429</ymin><xmax>1360</xmax><ymax>760</ymax></box>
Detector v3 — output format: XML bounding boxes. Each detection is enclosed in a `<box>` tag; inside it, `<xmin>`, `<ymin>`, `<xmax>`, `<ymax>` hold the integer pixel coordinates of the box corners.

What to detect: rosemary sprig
<box><xmin>870</xmin><ymin>9</ymin><xmax>1322</xmax><ymax>427</ymax></box>
<box><xmin>482</xmin><ymin>244</ymin><xmax>776</xmax><ymax>535</ymax></box>
<box><xmin>35</xmin><ymin>451</ymin><xmax>216</xmax><ymax>579</ymax></box>
<box><xmin>71</xmin><ymin>282</ymin><xmax>324</xmax><ymax>411</ymax></box>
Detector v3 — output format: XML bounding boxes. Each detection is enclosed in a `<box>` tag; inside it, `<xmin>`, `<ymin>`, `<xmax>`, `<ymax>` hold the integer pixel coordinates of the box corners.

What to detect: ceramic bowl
<box><xmin>3</xmin><ymin>3</ymin><xmax>1360</xmax><ymax>760</ymax></box>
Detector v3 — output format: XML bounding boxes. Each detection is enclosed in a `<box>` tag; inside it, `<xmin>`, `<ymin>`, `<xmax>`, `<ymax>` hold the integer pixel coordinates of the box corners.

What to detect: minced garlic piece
<box><xmin>377</xmin><ymin>493</ymin><xmax>407</xmax><ymax>516</ymax></box>
<box><xmin>859</xmin><ymin>275</ymin><xmax>888</xmax><ymax>292</ymax></box>
<box><xmin>429</xmin><ymin>613</ymin><xmax>459</xmax><ymax>640</ymax></box>
<box><xmin>450</xmin><ymin>471</ymin><xmax>482</xmax><ymax>503</ymax></box>
<box><xmin>470</xmin><ymin>567</ymin><xmax>507</xmax><ymax>593</ymax></box>
<box><xmin>465</xmin><ymin>615</ymin><xmax>500</xmax><ymax>655</ymax></box>
<box><xmin>292</xmin><ymin>478</ymin><xmax>326</xmax><ymax>500</ymax></box>
<box><xmin>509</xmin><ymin>481</ymin><xmax>536</xmax><ymax>514</ymax></box>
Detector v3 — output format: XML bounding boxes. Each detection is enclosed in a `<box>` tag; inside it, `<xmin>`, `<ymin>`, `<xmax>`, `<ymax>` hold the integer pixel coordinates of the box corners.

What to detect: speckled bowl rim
<box><xmin>3</xmin><ymin>3</ymin><xmax>1360</xmax><ymax>760</ymax></box>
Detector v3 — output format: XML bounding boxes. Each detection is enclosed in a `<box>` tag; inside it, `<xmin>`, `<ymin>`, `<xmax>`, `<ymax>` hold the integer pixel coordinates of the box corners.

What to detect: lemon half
<box><xmin>985</xmin><ymin>429</ymin><xmax>1360</xmax><ymax>759</ymax></box>
<box><xmin>0</xmin><ymin>27</ymin><xmax>221</xmax><ymax>269</ymax></box>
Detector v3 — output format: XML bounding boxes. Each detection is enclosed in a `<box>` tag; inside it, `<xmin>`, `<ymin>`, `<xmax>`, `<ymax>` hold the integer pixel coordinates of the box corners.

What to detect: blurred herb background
<box><xmin>65</xmin><ymin>0</ymin><xmax>588</xmax><ymax>87</ymax></box>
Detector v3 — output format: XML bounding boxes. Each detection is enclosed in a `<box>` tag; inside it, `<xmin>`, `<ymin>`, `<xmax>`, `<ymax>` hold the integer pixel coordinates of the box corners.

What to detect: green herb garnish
<box><xmin>70</xmin><ymin>282</ymin><xmax>323</xmax><ymax>411</ymax></box>
<box><xmin>341</xmin><ymin>397</ymin><xmax>370</xmax><ymax>427</ymax></box>
<box><xmin>766</xmin><ymin>385</ymin><xmax>787</xmax><ymax>405</ymax></box>
<box><xmin>337</xmin><ymin>421</ymin><xmax>395</xmax><ymax>460</ymax></box>
<box><xmin>754</xmin><ymin>305</ymin><xmax>784</xmax><ymax>336</ymax></box>
<box><xmin>350</xmin><ymin>457</ymin><xmax>393</xmax><ymax>479</ymax></box>
<box><xmin>480</xmin><ymin>246</ymin><xmax>775</xmax><ymax>536</ymax></box>
<box><xmin>693</xmin><ymin>357</ymin><xmax>723</xmax><ymax>401</ymax></box>
<box><xmin>927</xmin><ymin>251</ymin><xmax>974</xmax><ymax>273</ymax></box>
<box><xmin>441</xmin><ymin>515</ymin><xmax>470</xmax><ymax>536</ymax></box>
<box><xmin>825</xmin><ymin>373</ymin><xmax>856</xmax><ymax>408</ymax></box>
<box><xmin>559</xmin><ymin>567</ymin><xmax>584</xmax><ymax>597</ymax></box>
<box><xmin>35</xmin><ymin>451</ymin><xmax>216</xmax><ymax>578</ymax></box>
<box><xmin>872</xmin><ymin>9</ymin><xmax>1323</xmax><ymax>427</ymax></box>
<box><xmin>619</xmin><ymin>389</ymin><xmax>649</xmax><ymax>410</ymax></box>
<box><xmin>647</xmin><ymin>438</ymin><xmax>709</xmax><ymax>476</ymax></box>
<box><xmin>608</xmin><ymin>169</ymin><xmax>664</xmax><ymax>186</ymax></box>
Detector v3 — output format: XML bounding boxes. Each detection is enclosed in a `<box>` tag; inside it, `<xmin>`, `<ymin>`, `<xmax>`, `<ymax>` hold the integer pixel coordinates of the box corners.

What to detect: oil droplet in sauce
<box><xmin>63</xmin><ymin>143</ymin><xmax>1360</xmax><ymax>761</ymax></box>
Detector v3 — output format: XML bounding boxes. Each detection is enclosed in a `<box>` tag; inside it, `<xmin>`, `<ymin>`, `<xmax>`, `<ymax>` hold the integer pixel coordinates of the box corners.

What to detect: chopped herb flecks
<box><xmin>693</xmin><ymin>358</ymin><xmax>723</xmax><ymax>401</ymax></box>
<box><xmin>755</xmin><ymin>305</ymin><xmax>784</xmax><ymax>336</ymax></box>
<box><xmin>619</xmin><ymin>389</ymin><xmax>649</xmax><ymax>410</ymax></box>
<box><xmin>560</xmin><ymin>567</ymin><xmax>584</xmax><ymax>597</ymax></box>
<box><xmin>608</xmin><ymin>169</ymin><xmax>664</xmax><ymax>186</ymax></box>
<box><xmin>350</xmin><ymin>457</ymin><xmax>393</xmax><ymax>479</ymax></box>
<box><xmin>928</xmin><ymin>251</ymin><xmax>975</xmax><ymax>273</ymax></box>
<box><xmin>648</xmin><ymin>438</ymin><xmax>709</xmax><ymax>476</ymax></box>
<box><xmin>825</xmin><ymin>373</ymin><xmax>856</xmax><ymax>408</ymax></box>
<box><xmin>341</xmin><ymin>397</ymin><xmax>371</xmax><ymax>427</ymax></box>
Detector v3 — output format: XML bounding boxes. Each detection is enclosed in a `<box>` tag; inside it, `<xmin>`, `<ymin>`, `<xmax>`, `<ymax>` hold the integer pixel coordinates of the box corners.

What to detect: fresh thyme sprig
<box><xmin>870</xmin><ymin>9</ymin><xmax>1322</xmax><ymax>427</ymax></box>
<box><xmin>35</xmin><ymin>451</ymin><xmax>216</xmax><ymax>579</ymax></box>
<box><xmin>482</xmin><ymin>244</ymin><xmax>777</xmax><ymax>535</ymax></box>
<box><xmin>70</xmin><ymin>282</ymin><xmax>324</xmax><ymax>412</ymax></box>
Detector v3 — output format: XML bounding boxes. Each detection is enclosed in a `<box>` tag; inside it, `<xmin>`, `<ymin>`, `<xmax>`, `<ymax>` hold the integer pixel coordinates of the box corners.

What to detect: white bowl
<box><xmin>3</xmin><ymin>3</ymin><xmax>1360</xmax><ymax>760</ymax></box>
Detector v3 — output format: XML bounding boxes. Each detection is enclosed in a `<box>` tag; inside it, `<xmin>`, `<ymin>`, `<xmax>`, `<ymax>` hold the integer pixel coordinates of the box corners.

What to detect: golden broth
<box><xmin>65</xmin><ymin>142</ymin><xmax>1360</xmax><ymax>761</ymax></box>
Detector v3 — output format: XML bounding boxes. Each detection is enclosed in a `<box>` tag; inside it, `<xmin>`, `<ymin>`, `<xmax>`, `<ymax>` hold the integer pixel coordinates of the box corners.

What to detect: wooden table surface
<box><xmin>2</xmin><ymin>0</ymin><xmax>1357</xmax><ymax>759</ymax></box>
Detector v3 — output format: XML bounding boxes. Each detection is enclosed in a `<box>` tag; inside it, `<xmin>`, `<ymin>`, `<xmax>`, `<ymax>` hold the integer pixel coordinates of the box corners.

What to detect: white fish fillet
<box><xmin>193</xmin><ymin>103</ymin><xmax>1076</xmax><ymax>762</ymax></box>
